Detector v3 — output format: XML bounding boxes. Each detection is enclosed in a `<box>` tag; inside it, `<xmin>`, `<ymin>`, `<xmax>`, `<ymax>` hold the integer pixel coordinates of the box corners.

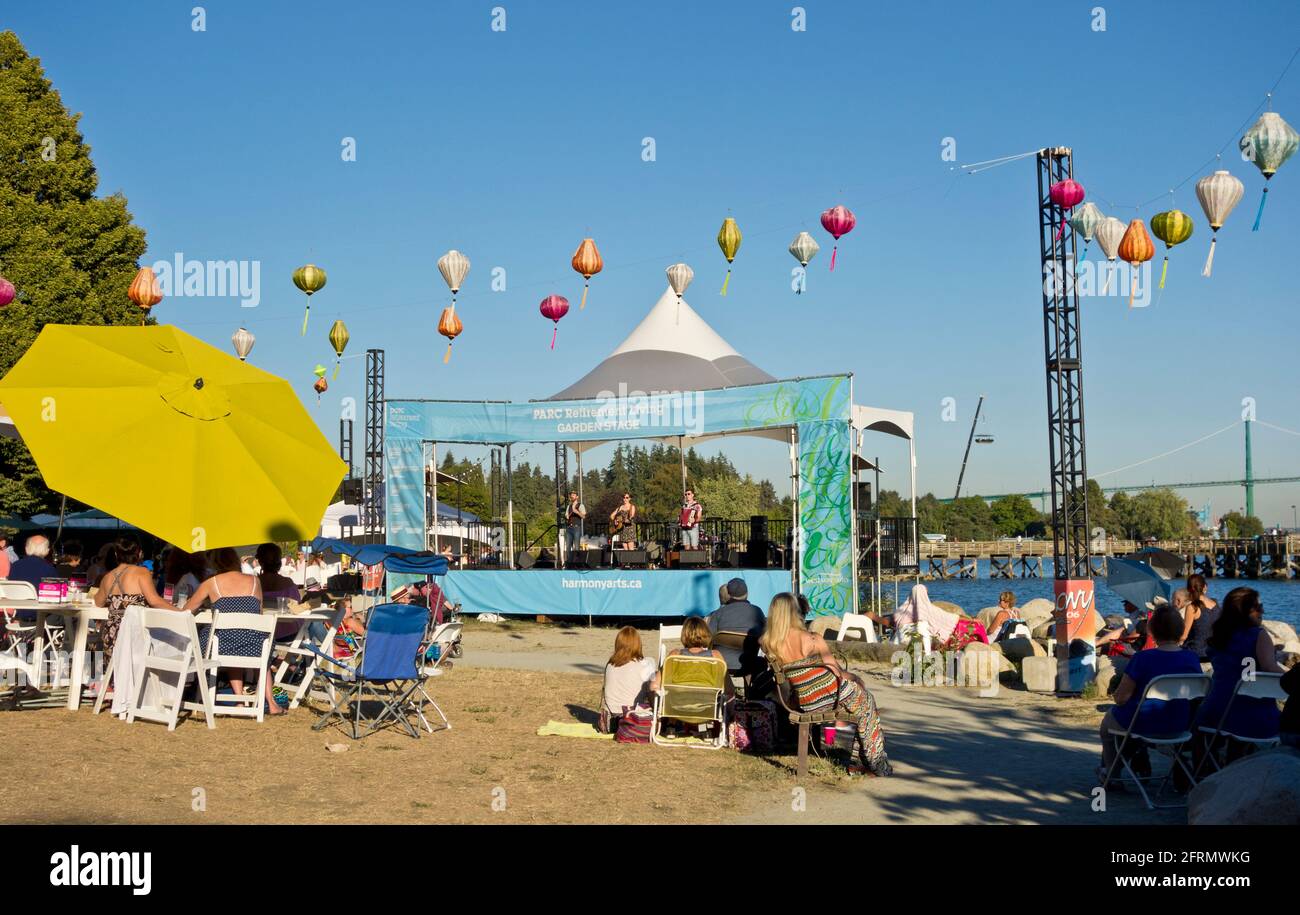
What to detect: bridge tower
<box><xmin>1245</xmin><ymin>418</ymin><xmax>1255</xmax><ymax>518</ymax></box>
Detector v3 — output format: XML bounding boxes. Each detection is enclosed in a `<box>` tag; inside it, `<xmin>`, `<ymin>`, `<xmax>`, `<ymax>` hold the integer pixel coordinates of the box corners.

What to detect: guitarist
<box><xmin>564</xmin><ymin>491</ymin><xmax>587</xmax><ymax>562</ymax></box>
<box><xmin>609</xmin><ymin>492</ymin><xmax>637</xmax><ymax>550</ymax></box>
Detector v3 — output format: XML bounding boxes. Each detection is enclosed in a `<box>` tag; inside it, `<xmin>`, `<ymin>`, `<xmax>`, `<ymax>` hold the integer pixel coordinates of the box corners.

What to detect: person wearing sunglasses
<box><xmin>1195</xmin><ymin>587</ymin><xmax>1283</xmax><ymax>763</ymax></box>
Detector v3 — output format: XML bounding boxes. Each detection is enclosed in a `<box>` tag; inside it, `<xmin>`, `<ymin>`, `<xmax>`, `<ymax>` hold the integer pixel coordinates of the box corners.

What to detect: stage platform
<box><xmin>440</xmin><ymin>568</ymin><xmax>792</xmax><ymax>619</ymax></box>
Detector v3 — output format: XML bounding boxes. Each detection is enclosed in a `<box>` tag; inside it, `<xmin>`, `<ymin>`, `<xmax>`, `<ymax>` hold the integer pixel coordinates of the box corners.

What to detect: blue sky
<box><xmin>7</xmin><ymin>0</ymin><xmax>1300</xmax><ymax>524</ymax></box>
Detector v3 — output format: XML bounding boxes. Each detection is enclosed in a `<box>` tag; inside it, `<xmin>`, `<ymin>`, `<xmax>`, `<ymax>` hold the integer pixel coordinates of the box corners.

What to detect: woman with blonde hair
<box><xmin>762</xmin><ymin>593</ymin><xmax>892</xmax><ymax>776</ymax></box>
<box><xmin>602</xmin><ymin>626</ymin><xmax>657</xmax><ymax>728</ymax></box>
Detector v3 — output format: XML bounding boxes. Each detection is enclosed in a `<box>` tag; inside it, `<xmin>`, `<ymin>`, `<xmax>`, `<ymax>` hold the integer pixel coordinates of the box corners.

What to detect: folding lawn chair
<box><xmin>308</xmin><ymin>602</ymin><xmax>432</xmax><ymax>739</ymax></box>
<box><xmin>651</xmin><ymin>654</ymin><xmax>728</xmax><ymax>749</ymax></box>
<box><xmin>126</xmin><ymin>608</ymin><xmax>218</xmax><ymax>731</ymax></box>
<box><xmin>1195</xmin><ymin>672</ymin><xmax>1287</xmax><ymax>777</ymax></box>
<box><xmin>421</xmin><ymin>621</ymin><xmax>462</xmax><ymax>677</ymax></box>
<box><xmin>271</xmin><ymin>603</ymin><xmax>347</xmax><ymax>709</ymax></box>
<box><xmin>1</xmin><ymin>580</ymin><xmax>64</xmax><ymax>689</ymax></box>
<box><xmin>1099</xmin><ymin>672</ymin><xmax>1210</xmax><ymax>810</ymax></box>
<box><xmin>657</xmin><ymin>623</ymin><xmax>682</xmax><ymax>665</ymax></box>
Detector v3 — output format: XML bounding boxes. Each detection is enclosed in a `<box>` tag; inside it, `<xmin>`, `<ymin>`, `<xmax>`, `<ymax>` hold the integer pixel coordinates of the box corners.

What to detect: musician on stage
<box><xmin>679</xmin><ymin>488</ymin><xmax>703</xmax><ymax>549</ymax></box>
<box><xmin>609</xmin><ymin>492</ymin><xmax>637</xmax><ymax>549</ymax></box>
<box><xmin>564</xmin><ymin>491</ymin><xmax>586</xmax><ymax>559</ymax></box>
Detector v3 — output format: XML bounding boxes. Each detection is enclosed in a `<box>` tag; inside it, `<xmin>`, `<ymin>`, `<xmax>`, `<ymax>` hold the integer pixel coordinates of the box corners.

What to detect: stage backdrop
<box><xmin>385</xmin><ymin>375</ymin><xmax>854</xmax><ymax>615</ymax></box>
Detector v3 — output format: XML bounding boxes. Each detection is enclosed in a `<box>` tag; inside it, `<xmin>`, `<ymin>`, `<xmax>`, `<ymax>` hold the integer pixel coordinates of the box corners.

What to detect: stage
<box><xmin>440</xmin><ymin>568</ymin><xmax>792</xmax><ymax>619</ymax></box>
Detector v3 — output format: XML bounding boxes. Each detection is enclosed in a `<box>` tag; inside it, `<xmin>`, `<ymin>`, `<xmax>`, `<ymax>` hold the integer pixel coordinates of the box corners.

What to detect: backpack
<box><xmin>728</xmin><ymin>699</ymin><xmax>776</xmax><ymax>752</ymax></box>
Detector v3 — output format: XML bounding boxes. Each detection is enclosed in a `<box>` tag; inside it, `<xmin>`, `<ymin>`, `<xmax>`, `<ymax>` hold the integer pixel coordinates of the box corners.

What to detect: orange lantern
<box><xmin>438</xmin><ymin>306</ymin><xmax>463</xmax><ymax>364</ymax></box>
<box><xmin>1116</xmin><ymin>219</ymin><xmax>1155</xmax><ymax>308</ymax></box>
<box><xmin>128</xmin><ymin>266</ymin><xmax>163</xmax><ymax>324</ymax></box>
<box><xmin>570</xmin><ymin>238</ymin><xmax>603</xmax><ymax>310</ymax></box>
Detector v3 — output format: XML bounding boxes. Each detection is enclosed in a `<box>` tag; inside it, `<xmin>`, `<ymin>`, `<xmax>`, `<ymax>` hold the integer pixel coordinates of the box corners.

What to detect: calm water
<box><xmin>884</xmin><ymin>561</ymin><xmax>1300</xmax><ymax>630</ymax></box>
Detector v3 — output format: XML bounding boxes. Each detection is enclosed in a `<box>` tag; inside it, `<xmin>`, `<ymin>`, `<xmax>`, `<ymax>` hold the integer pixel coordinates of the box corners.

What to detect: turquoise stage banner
<box><xmin>440</xmin><ymin>568</ymin><xmax>793</xmax><ymax>619</ymax></box>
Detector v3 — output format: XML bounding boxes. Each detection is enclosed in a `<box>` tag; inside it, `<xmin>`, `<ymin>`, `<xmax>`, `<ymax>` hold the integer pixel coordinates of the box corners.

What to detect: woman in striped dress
<box><xmin>183</xmin><ymin>548</ymin><xmax>282</xmax><ymax>715</ymax></box>
<box><xmin>761</xmin><ymin>593</ymin><xmax>892</xmax><ymax>776</ymax></box>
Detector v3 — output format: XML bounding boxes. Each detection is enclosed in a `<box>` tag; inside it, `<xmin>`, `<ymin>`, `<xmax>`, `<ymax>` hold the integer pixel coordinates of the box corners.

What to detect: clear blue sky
<box><xmin>8</xmin><ymin>0</ymin><xmax>1300</xmax><ymax>524</ymax></box>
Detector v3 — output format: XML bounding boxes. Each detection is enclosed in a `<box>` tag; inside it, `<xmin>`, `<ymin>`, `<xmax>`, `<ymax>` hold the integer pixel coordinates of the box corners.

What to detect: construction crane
<box><xmin>953</xmin><ymin>394</ymin><xmax>990</xmax><ymax>500</ymax></box>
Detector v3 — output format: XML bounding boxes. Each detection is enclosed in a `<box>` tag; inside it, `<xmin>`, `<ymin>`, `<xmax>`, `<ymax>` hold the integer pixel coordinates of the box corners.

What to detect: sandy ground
<box><xmin>0</xmin><ymin>618</ymin><xmax>1181</xmax><ymax>824</ymax></box>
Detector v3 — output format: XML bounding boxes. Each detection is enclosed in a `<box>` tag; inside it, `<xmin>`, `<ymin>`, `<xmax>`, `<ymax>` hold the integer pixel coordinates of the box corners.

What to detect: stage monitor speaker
<box><xmin>856</xmin><ymin>480</ymin><xmax>873</xmax><ymax>512</ymax></box>
<box><xmin>724</xmin><ymin>548</ymin><xmax>741</xmax><ymax>568</ymax></box>
<box><xmin>677</xmin><ymin>549</ymin><xmax>708</xmax><ymax>568</ymax></box>
<box><xmin>568</xmin><ymin>549</ymin><xmax>602</xmax><ymax>569</ymax></box>
<box><xmin>338</xmin><ymin>478</ymin><xmax>363</xmax><ymax>504</ymax></box>
<box><xmin>614</xmin><ymin>549</ymin><xmax>648</xmax><ymax>568</ymax></box>
<box><xmin>749</xmin><ymin>515</ymin><xmax>769</xmax><ymax>543</ymax></box>
<box><xmin>744</xmin><ymin>540</ymin><xmax>770</xmax><ymax>569</ymax></box>
<box><xmin>515</xmin><ymin>551</ymin><xmax>536</xmax><ymax>570</ymax></box>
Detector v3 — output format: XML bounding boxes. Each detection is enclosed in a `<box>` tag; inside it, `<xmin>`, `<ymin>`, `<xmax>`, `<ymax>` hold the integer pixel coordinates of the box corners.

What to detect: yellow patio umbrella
<box><xmin>0</xmin><ymin>324</ymin><xmax>346</xmax><ymax>549</ymax></box>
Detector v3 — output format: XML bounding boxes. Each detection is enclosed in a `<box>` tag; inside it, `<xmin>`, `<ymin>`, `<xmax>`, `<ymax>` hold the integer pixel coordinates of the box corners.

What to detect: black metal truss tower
<box><xmin>363</xmin><ymin>348</ymin><xmax>385</xmax><ymax>536</ymax></box>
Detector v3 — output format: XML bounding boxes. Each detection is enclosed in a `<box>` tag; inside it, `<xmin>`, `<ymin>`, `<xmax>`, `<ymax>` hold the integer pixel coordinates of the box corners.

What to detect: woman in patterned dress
<box><xmin>92</xmin><ymin>536</ymin><xmax>177</xmax><ymax>670</ymax></box>
<box><xmin>760</xmin><ymin>592</ymin><xmax>892</xmax><ymax>776</ymax></box>
<box><xmin>183</xmin><ymin>548</ymin><xmax>282</xmax><ymax>715</ymax></box>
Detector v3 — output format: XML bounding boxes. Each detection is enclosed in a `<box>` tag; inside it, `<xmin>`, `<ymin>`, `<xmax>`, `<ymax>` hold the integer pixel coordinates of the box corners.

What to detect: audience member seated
<box><xmin>1195</xmin><ymin>586</ymin><xmax>1282</xmax><ymax>756</ymax></box>
<box><xmin>162</xmin><ymin>547</ymin><xmax>207</xmax><ymax>605</ymax></box>
<box><xmin>55</xmin><ymin>539</ymin><xmax>83</xmax><ymax>578</ymax></box>
<box><xmin>91</xmin><ymin>536</ymin><xmax>176</xmax><ymax>669</ymax></box>
<box><xmin>760</xmin><ymin>592</ymin><xmax>891</xmax><ymax>776</ymax></box>
<box><xmin>8</xmin><ymin>534</ymin><xmax>58</xmax><ymax>588</ymax></box>
<box><xmin>651</xmin><ymin>616</ymin><xmax>731</xmax><ymax>695</ymax></box>
<box><xmin>893</xmin><ymin>583</ymin><xmax>961</xmax><ymax>646</ymax></box>
<box><xmin>602</xmin><ymin>626</ymin><xmax>656</xmax><ymax>731</ymax></box>
<box><xmin>1096</xmin><ymin>605</ymin><xmax>1202</xmax><ymax>780</ymax></box>
<box><xmin>987</xmin><ymin>590</ymin><xmax>1024</xmax><ymax>642</ymax></box>
<box><xmin>706</xmin><ymin>577</ymin><xmax>766</xmax><ymax>676</ymax></box>
<box><xmin>1181</xmin><ymin>574</ymin><xmax>1219</xmax><ymax>662</ymax></box>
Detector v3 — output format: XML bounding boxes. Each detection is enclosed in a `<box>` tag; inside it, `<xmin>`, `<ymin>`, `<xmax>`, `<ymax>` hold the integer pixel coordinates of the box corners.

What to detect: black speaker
<box><xmin>338</xmin><ymin>478</ymin><xmax>364</xmax><ymax>504</ymax></box>
<box><xmin>856</xmin><ymin>480</ymin><xmax>872</xmax><ymax>511</ymax></box>
<box><xmin>724</xmin><ymin>548</ymin><xmax>741</xmax><ymax>568</ymax></box>
<box><xmin>535</xmin><ymin>548</ymin><xmax>557</xmax><ymax>569</ymax></box>
<box><xmin>515</xmin><ymin>551</ymin><xmax>535</xmax><ymax>569</ymax></box>
<box><xmin>744</xmin><ymin>541</ymin><xmax>770</xmax><ymax>569</ymax></box>
<box><xmin>568</xmin><ymin>549</ymin><xmax>602</xmax><ymax>569</ymax></box>
<box><xmin>749</xmin><ymin>515</ymin><xmax>769</xmax><ymax>543</ymax></box>
<box><xmin>677</xmin><ymin>549</ymin><xmax>708</xmax><ymax>568</ymax></box>
<box><xmin>614</xmin><ymin>549</ymin><xmax>648</xmax><ymax>568</ymax></box>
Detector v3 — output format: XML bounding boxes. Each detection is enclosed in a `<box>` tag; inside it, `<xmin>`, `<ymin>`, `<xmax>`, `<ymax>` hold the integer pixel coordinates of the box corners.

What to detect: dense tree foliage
<box><xmin>1218</xmin><ymin>510</ymin><xmax>1264</xmax><ymax>538</ymax></box>
<box><xmin>0</xmin><ymin>31</ymin><xmax>151</xmax><ymax>519</ymax></box>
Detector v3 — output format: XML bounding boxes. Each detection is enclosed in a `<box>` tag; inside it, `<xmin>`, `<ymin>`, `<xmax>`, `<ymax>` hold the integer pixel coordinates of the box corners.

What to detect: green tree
<box><xmin>1219</xmin><ymin>511</ymin><xmax>1264</xmax><ymax>538</ymax></box>
<box><xmin>0</xmin><ymin>31</ymin><xmax>151</xmax><ymax>517</ymax></box>
<box><xmin>944</xmin><ymin>496</ymin><xmax>994</xmax><ymax>540</ymax></box>
<box><xmin>695</xmin><ymin>474</ymin><xmax>761</xmax><ymax>522</ymax></box>
<box><xmin>1112</xmin><ymin>489</ymin><xmax>1195</xmax><ymax>539</ymax></box>
<box><xmin>989</xmin><ymin>494</ymin><xmax>1041</xmax><ymax>537</ymax></box>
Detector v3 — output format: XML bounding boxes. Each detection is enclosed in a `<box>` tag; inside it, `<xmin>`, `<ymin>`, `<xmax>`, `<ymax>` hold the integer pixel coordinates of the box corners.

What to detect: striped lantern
<box><xmin>128</xmin><ymin>266</ymin><xmax>163</xmax><ymax>324</ymax></box>
<box><xmin>539</xmin><ymin>294</ymin><xmax>569</xmax><ymax>350</ymax></box>
<box><xmin>328</xmin><ymin>320</ymin><xmax>350</xmax><ymax>379</ymax></box>
<box><xmin>788</xmin><ymin>231</ymin><xmax>820</xmax><ymax>295</ymax></box>
<box><xmin>1093</xmin><ymin>216</ymin><xmax>1126</xmax><ymax>295</ymax></box>
<box><xmin>1116</xmin><ymin>219</ymin><xmax>1155</xmax><ymax>308</ymax></box>
<box><xmin>665</xmin><ymin>262</ymin><xmax>694</xmax><ymax>324</ymax></box>
<box><xmin>231</xmin><ymin>326</ymin><xmax>255</xmax><ymax>361</ymax></box>
<box><xmin>1049</xmin><ymin>179</ymin><xmax>1085</xmax><ymax>241</ymax></box>
<box><xmin>437</xmin><ymin>250</ymin><xmax>471</xmax><ymax>307</ymax></box>
<box><xmin>716</xmin><ymin>218</ymin><xmax>742</xmax><ymax>295</ymax></box>
<box><xmin>1067</xmin><ymin>202</ymin><xmax>1104</xmax><ymax>274</ymax></box>
<box><xmin>819</xmin><ymin>205</ymin><xmax>856</xmax><ymax>270</ymax></box>
<box><xmin>570</xmin><ymin>238</ymin><xmax>603</xmax><ymax>310</ymax></box>
<box><xmin>438</xmin><ymin>305</ymin><xmax>463</xmax><ymax>364</ymax></box>
<box><xmin>312</xmin><ymin>364</ymin><xmax>328</xmax><ymax>405</ymax></box>
<box><xmin>1240</xmin><ymin>111</ymin><xmax>1299</xmax><ymax>230</ymax></box>
<box><xmin>1194</xmin><ymin>170</ymin><xmax>1245</xmax><ymax>277</ymax></box>
<box><xmin>1149</xmin><ymin>210</ymin><xmax>1194</xmax><ymax>290</ymax></box>
<box><xmin>292</xmin><ymin>264</ymin><xmax>327</xmax><ymax>336</ymax></box>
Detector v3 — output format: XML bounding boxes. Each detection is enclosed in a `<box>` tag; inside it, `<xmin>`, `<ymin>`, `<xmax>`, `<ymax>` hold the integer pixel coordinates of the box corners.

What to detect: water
<box><xmin>882</xmin><ymin>560</ymin><xmax>1300</xmax><ymax>630</ymax></box>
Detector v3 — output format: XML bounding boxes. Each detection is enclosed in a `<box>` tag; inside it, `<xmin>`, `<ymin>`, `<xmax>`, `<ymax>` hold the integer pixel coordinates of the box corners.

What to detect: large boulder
<box><xmin>1094</xmin><ymin>655</ymin><xmax>1122</xmax><ymax>695</ymax></box>
<box><xmin>809</xmin><ymin>615</ymin><xmax>841</xmax><ymax>638</ymax></box>
<box><xmin>933</xmin><ymin>600</ymin><xmax>966</xmax><ymax>617</ymax></box>
<box><xmin>1262</xmin><ymin>620</ymin><xmax>1300</xmax><ymax>655</ymax></box>
<box><xmin>1188</xmin><ymin>749</ymin><xmax>1300</xmax><ymax>825</ymax></box>
<box><xmin>961</xmin><ymin>639</ymin><xmax>1014</xmax><ymax>673</ymax></box>
<box><xmin>1000</xmin><ymin>636</ymin><xmax>1045</xmax><ymax>664</ymax></box>
<box><xmin>1019</xmin><ymin>597</ymin><xmax>1055</xmax><ymax>629</ymax></box>
<box><xmin>976</xmin><ymin>606</ymin><xmax>1002</xmax><ymax>632</ymax></box>
<box><xmin>1022</xmin><ymin>655</ymin><xmax>1056</xmax><ymax>692</ymax></box>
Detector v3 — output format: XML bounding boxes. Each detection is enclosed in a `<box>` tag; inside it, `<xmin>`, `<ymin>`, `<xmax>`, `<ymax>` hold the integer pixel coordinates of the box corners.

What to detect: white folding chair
<box><xmin>2</xmin><ymin>581</ymin><xmax>66</xmax><ymax>688</ymax></box>
<box><xmin>1195</xmin><ymin>672</ymin><xmax>1287</xmax><ymax>776</ymax></box>
<box><xmin>836</xmin><ymin>613</ymin><xmax>878</xmax><ymax>644</ymax></box>
<box><xmin>126</xmin><ymin>609</ymin><xmax>217</xmax><ymax>731</ymax></box>
<box><xmin>1100</xmin><ymin>673</ymin><xmax>1211</xmax><ymax>810</ymax></box>
<box><xmin>204</xmin><ymin>612</ymin><xmax>277</xmax><ymax>722</ymax></box>
<box><xmin>891</xmin><ymin>619</ymin><xmax>932</xmax><ymax>654</ymax></box>
<box><xmin>657</xmin><ymin>624</ymin><xmax>683</xmax><ymax>665</ymax></box>
<box><xmin>272</xmin><ymin>605</ymin><xmax>347</xmax><ymax>709</ymax></box>
<box><xmin>421</xmin><ymin>621</ymin><xmax>463</xmax><ymax>677</ymax></box>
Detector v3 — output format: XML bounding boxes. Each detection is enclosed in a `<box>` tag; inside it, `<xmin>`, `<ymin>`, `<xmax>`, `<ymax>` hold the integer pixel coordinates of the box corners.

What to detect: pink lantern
<box><xmin>539</xmin><ymin>294</ymin><xmax>569</xmax><ymax>350</ymax></box>
<box><xmin>1049</xmin><ymin>179</ymin><xmax>1085</xmax><ymax>241</ymax></box>
<box><xmin>820</xmin><ymin>205</ymin><xmax>856</xmax><ymax>271</ymax></box>
<box><xmin>0</xmin><ymin>276</ymin><xmax>14</xmax><ymax>307</ymax></box>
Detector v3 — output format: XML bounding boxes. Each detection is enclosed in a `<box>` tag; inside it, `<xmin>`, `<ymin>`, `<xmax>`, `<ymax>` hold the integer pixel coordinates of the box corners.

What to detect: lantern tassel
<box><xmin>443</xmin><ymin>343</ymin><xmax>452</xmax><ymax>364</ymax></box>
<box><xmin>1128</xmin><ymin>266</ymin><xmax>1137</xmax><ymax>308</ymax></box>
<box><xmin>720</xmin><ymin>269</ymin><xmax>731</xmax><ymax>296</ymax></box>
<box><xmin>1101</xmin><ymin>263</ymin><xmax>1113</xmax><ymax>296</ymax></box>
<box><xmin>1202</xmin><ymin>235</ymin><xmax>1217</xmax><ymax>277</ymax></box>
<box><xmin>301</xmin><ymin>304</ymin><xmax>310</xmax><ymax>337</ymax></box>
<box><xmin>1075</xmin><ymin>243</ymin><xmax>1088</xmax><ymax>277</ymax></box>
<box><xmin>580</xmin><ymin>282</ymin><xmax>588</xmax><ymax>310</ymax></box>
<box><xmin>1251</xmin><ymin>185</ymin><xmax>1268</xmax><ymax>232</ymax></box>
<box><xmin>829</xmin><ymin>245</ymin><xmax>837</xmax><ymax>271</ymax></box>
<box><xmin>333</xmin><ymin>360</ymin><xmax>340</xmax><ymax>381</ymax></box>
<box><xmin>550</xmin><ymin>326</ymin><xmax>557</xmax><ymax>351</ymax></box>
<box><xmin>1158</xmin><ymin>256</ymin><xmax>1169</xmax><ymax>290</ymax></box>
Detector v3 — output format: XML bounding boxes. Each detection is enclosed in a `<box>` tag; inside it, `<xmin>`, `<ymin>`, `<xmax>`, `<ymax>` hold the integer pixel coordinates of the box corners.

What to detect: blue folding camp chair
<box><xmin>307</xmin><ymin>602</ymin><xmax>432</xmax><ymax>739</ymax></box>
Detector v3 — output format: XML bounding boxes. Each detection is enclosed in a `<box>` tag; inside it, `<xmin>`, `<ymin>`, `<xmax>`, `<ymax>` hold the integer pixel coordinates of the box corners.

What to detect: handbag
<box><xmin>615</xmin><ymin>703</ymin><xmax>654</xmax><ymax>743</ymax></box>
<box><xmin>728</xmin><ymin>699</ymin><xmax>776</xmax><ymax>752</ymax></box>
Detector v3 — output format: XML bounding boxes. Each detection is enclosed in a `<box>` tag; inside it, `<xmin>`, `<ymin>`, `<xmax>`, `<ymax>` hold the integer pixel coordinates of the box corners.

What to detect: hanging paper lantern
<box><xmin>328</xmin><ymin>319</ymin><xmax>350</xmax><ymax>380</ymax></box>
<box><xmin>1093</xmin><ymin>216</ymin><xmax>1126</xmax><ymax>296</ymax></box>
<box><xmin>539</xmin><ymin>294</ymin><xmax>569</xmax><ymax>350</ymax></box>
<box><xmin>1149</xmin><ymin>210</ymin><xmax>1194</xmax><ymax>290</ymax></box>
<box><xmin>1067</xmin><ymin>201</ymin><xmax>1104</xmax><ymax>275</ymax></box>
<box><xmin>1117</xmin><ymin>219</ymin><xmax>1155</xmax><ymax>307</ymax></box>
<box><xmin>1049</xmin><ymin>179</ymin><xmax>1085</xmax><ymax>241</ymax></box>
<box><xmin>437</xmin><ymin>250</ymin><xmax>471</xmax><ymax>308</ymax></box>
<box><xmin>570</xmin><ymin>238</ymin><xmax>603</xmax><ymax>310</ymax></box>
<box><xmin>128</xmin><ymin>266</ymin><xmax>163</xmax><ymax>324</ymax></box>
<box><xmin>0</xmin><ymin>276</ymin><xmax>15</xmax><ymax>307</ymax></box>
<box><xmin>231</xmin><ymin>326</ymin><xmax>255</xmax><ymax>361</ymax></box>
<box><xmin>1240</xmin><ymin>111</ymin><xmax>1299</xmax><ymax>230</ymax></box>
<box><xmin>438</xmin><ymin>305</ymin><xmax>463</xmax><ymax>364</ymax></box>
<box><xmin>312</xmin><ymin>364</ymin><xmax>328</xmax><ymax>405</ymax></box>
<box><xmin>819</xmin><ymin>205</ymin><xmax>856</xmax><ymax>270</ymax></box>
<box><xmin>716</xmin><ymin>218</ymin><xmax>742</xmax><ymax>295</ymax></box>
<box><xmin>665</xmin><ymin>263</ymin><xmax>694</xmax><ymax>324</ymax></box>
<box><xmin>1194</xmin><ymin>170</ymin><xmax>1245</xmax><ymax>277</ymax></box>
<box><xmin>292</xmin><ymin>264</ymin><xmax>327</xmax><ymax>336</ymax></box>
<box><xmin>788</xmin><ymin>231</ymin><xmax>819</xmax><ymax>294</ymax></box>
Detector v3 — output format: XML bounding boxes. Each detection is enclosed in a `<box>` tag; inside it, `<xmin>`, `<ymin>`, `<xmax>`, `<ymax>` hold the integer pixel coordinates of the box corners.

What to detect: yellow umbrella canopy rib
<box><xmin>0</xmin><ymin>324</ymin><xmax>346</xmax><ymax>548</ymax></box>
